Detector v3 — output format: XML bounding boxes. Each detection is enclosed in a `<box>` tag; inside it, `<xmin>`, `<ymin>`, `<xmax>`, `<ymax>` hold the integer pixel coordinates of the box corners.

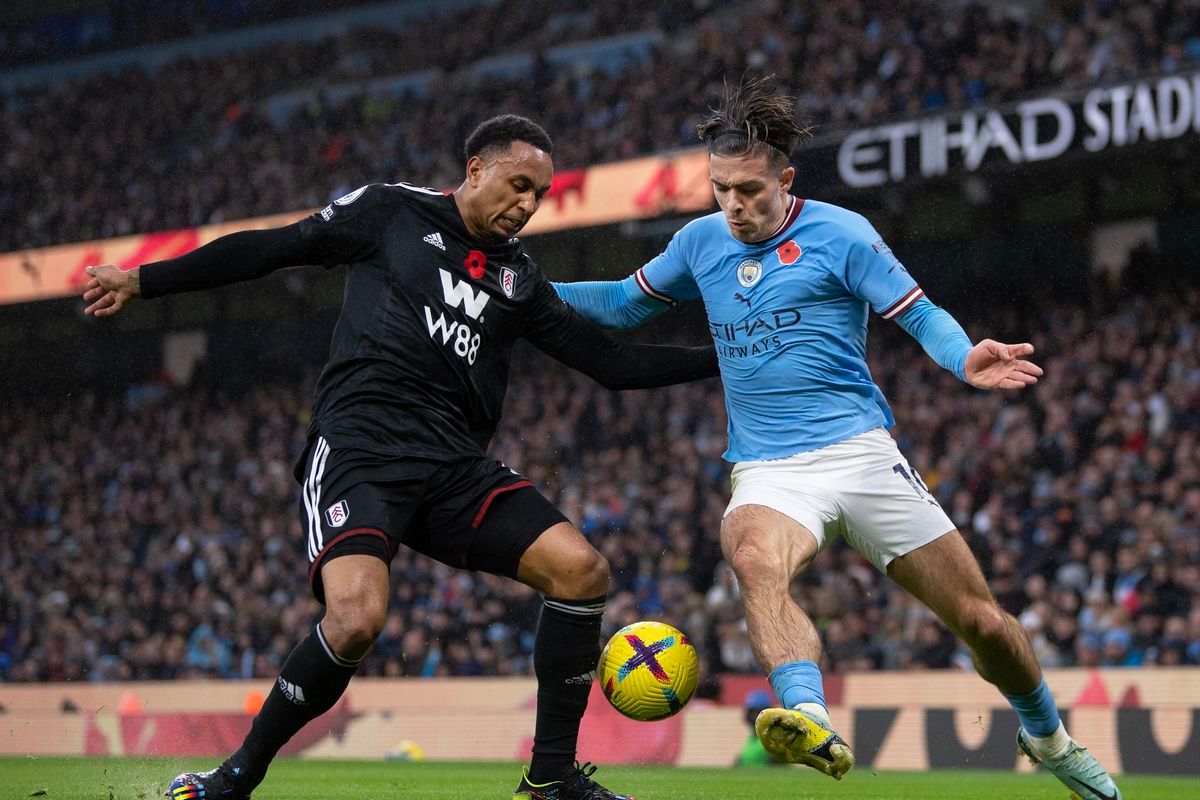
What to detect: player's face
<box><xmin>464</xmin><ymin>141</ymin><xmax>554</xmax><ymax>242</ymax></box>
<box><xmin>709</xmin><ymin>152</ymin><xmax>795</xmax><ymax>243</ymax></box>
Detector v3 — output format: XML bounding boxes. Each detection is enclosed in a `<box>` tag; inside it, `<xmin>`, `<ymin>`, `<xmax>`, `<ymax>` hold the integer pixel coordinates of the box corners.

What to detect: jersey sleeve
<box><xmin>138</xmin><ymin>183</ymin><xmax>396</xmax><ymax>298</ymax></box>
<box><xmin>293</xmin><ymin>183</ymin><xmax>395</xmax><ymax>267</ymax></box>
<box><xmin>838</xmin><ymin>215</ymin><xmax>924</xmax><ymax>320</ymax></box>
<box><xmin>551</xmin><ymin>276</ymin><xmax>666</xmax><ymax>330</ymax></box>
<box><xmin>522</xmin><ymin>267</ymin><xmax>719</xmax><ymax>389</ymax></box>
<box><xmin>520</xmin><ymin>265</ymin><xmax>578</xmax><ymax>345</ymax></box>
<box><xmin>635</xmin><ymin>225</ymin><xmax>702</xmax><ymax>306</ymax></box>
<box><xmin>894</xmin><ymin>296</ymin><xmax>973</xmax><ymax>381</ymax></box>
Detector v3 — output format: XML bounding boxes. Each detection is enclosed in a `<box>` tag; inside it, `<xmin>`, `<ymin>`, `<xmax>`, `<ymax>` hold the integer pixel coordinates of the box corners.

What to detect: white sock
<box><xmin>795</xmin><ymin>701</ymin><xmax>832</xmax><ymax>729</ymax></box>
<box><xmin>1027</xmin><ymin>721</ymin><xmax>1072</xmax><ymax>760</ymax></box>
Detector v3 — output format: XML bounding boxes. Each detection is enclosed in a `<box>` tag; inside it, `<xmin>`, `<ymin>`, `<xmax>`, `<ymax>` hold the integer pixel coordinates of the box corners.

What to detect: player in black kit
<box><xmin>83</xmin><ymin>115</ymin><xmax>716</xmax><ymax>800</ymax></box>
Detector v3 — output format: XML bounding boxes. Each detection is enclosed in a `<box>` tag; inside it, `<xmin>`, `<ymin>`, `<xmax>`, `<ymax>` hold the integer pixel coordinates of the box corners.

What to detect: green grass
<box><xmin>1</xmin><ymin>757</ymin><xmax>1193</xmax><ymax>800</ymax></box>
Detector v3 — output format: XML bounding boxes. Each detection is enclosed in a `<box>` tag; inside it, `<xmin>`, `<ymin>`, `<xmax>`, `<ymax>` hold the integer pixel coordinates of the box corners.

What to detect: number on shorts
<box><xmin>893</xmin><ymin>463</ymin><xmax>937</xmax><ymax>506</ymax></box>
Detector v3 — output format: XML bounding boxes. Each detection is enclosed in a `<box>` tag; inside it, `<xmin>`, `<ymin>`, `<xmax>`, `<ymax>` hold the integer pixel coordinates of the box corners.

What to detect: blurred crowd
<box><xmin>0</xmin><ymin>0</ymin><xmax>694</xmax><ymax>69</ymax></box>
<box><xmin>0</xmin><ymin>0</ymin><xmax>368</xmax><ymax>67</ymax></box>
<box><xmin>3</xmin><ymin>0</ymin><xmax>1199</xmax><ymax>253</ymax></box>
<box><xmin>2</xmin><ymin>276</ymin><xmax>1198</xmax><ymax>684</ymax></box>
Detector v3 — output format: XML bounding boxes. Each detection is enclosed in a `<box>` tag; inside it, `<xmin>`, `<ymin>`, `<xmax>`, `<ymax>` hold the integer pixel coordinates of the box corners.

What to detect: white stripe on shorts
<box><xmin>305</xmin><ymin>437</ymin><xmax>330</xmax><ymax>561</ymax></box>
<box><xmin>307</xmin><ymin>438</ymin><xmax>326</xmax><ymax>563</ymax></box>
<box><xmin>311</xmin><ymin>439</ymin><xmax>331</xmax><ymax>557</ymax></box>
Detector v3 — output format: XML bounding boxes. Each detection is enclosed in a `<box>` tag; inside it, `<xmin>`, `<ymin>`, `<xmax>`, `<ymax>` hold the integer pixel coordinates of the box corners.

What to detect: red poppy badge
<box><xmin>777</xmin><ymin>240</ymin><xmax>802</xmax><ymax>265</ymax></box>
<box><xmin>465</xmin><ymin>250</ymin><xmax>487</xmax><ymax>280</ymax></box>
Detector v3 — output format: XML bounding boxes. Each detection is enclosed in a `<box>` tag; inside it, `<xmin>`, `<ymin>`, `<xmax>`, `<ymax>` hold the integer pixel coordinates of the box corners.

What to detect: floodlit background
<box><xmin>1</xmin><ymin>0</ymin><xmax>1198</xmax><ymax>781</ymax></box>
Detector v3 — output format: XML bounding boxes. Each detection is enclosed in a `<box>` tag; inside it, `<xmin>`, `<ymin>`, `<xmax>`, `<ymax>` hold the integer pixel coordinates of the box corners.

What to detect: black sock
<box><xmin>228</xmin><ymin>624</ymin><xmax>361</xmax><ymax>789</ymax></box>
<box><xmin>528</xmin><ymin>595</ymin><xmax>606</xmax><ymax>784</ymax></box>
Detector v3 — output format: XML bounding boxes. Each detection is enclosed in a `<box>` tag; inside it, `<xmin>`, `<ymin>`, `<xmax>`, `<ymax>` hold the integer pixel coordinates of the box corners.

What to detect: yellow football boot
<box><xmin>755</xmin><ymin>707</ymin><xmax>855</xmax><ymax>779</ymax></box>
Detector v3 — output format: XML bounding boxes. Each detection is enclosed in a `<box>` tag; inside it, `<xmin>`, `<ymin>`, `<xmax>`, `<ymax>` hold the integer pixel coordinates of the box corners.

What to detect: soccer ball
<box><xmin>385</xmin><ymin>739</ymin><xmax>426</xmax><ymax>761</ymax></box>
<box><xmin>598</xmin><ymin>620</ymin><xmax>699</xmax><ymax>721</ymax></box>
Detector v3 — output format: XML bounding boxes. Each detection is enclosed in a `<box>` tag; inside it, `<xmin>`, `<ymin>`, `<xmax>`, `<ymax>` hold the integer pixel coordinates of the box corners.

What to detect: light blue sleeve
<box><xmin>639</xmin><ymin>225</ymin><xmax>702</xmax><ymax>304</ymax></box>
<box><xmin>550</xmin><ymin>275</ymin><xmax>665</xmax><ymax>330</ymax></box>
<box><xmin>893</xmin><ymin>296</ymin><xmax>973</xmax><ymax>382</ymax></box>
<box><xmin>551</xmin><ymin>225</ymin><xmax>701</xmax><ymax>330</ymax></box>
<box><xmin>836</xmin><ymin>213</ymin><xmax>922</xmax><ymax>318</ymax></box>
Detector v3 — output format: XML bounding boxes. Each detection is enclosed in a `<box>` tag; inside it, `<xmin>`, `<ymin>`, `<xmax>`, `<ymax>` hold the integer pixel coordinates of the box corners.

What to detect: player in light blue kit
<box><xmin>554</xmin><ymin>77</ymin><xmax>1121</xmax><ymax>800</ymax></box>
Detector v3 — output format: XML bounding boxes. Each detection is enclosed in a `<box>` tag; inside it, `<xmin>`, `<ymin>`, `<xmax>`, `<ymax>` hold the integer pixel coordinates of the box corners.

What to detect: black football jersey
<box><xmin>293</xmin><ymin>182</ymin><xmax>580</xmax><ymax>460</ymax></box>
<box><xmin>139</xmin><ymin>181</ymin><xmax>717</xmax><ymax>462</ymax></box>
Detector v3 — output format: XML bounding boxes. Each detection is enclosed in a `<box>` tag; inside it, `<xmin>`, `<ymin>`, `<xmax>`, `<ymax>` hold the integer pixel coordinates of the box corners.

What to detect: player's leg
<box><xmin>167</xmin><ymin>439</ymin><xmax>413</xmax><ymax>799</ymax></box>
<box><xmin>517</xmin><ymin>522</ymin><xmax>611</xmax><ymax>778</ymax></box>
<box><xmin>887</xmin><ymin>531</ymin><xmax>1040</xmax><ymax>693</ymax></box>
<box><xmin>720</xmin><ymin>503</ymin><xmax>823</xmax><ymax>694</ymax></box>
<box><xmin>721</xmin><ymin>459</ymin><xmax>854</xmax><ymax>779</ymax></box>
<box><xmin>168</xmin><ymin>549</ymin><xmax>393</xmax><ymax>799</ymax></box>
<box><xmin>887</xmin><ymin>534</ymin><xmax>1122</xmax><ymax>800</ymax></box>
<box><xmin>831</xmin><ymin>428</ymin><xmax>1045</xmax><ymax>697</ymax></box>
<box><xmin>511</xmin><ymin>522</ymin><xmax>638</xmax><ymax>800</ymax></box>
<box><xmin>415</xmin><ymin>458</ymin><xmax>629</xmax><ymax>800</ymax></box>
<box><xmin>833</xmin><ymin>428</ymin><xmax>1117</xmax><ymax>798</ymax></box>
<box><xmin>227</xmin><ymin>554</ymin><xmax>389</xmax><ymax>784</ymax></box>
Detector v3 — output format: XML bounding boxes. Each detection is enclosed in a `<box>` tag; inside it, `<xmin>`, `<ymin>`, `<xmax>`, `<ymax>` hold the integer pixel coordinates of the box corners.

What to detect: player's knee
<box><xmin>728</xmin><ymin>540</ymin><xmax>787</xmax><ymax>592</ymax></box>
<box><xmin>583</xmin><ymin>551</ymin><xmax>612</xmax><ymax>597</ymax></box>
<box><xmin>960</xmin><ymin>602</ymin><xmax>1012</xmax><ymax>648</ymax></box>
<box><xmin>541</xmin><ymin>545</ymin><xmax>609</xmax><ymax>599</ymax></box>
<box><xmin>563</xmin><ymin>547</ymin><xmax>610</xmax><ymax>598</ymax></box>
<box><xmin>322</xmin><ymin>589</ymin><xmax>388</xmax><ymax>658</ymax></box>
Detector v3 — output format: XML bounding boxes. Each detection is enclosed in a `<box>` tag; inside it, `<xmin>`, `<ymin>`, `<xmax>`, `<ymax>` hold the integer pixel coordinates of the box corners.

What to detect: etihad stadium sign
<box><xmin>837</xmin><ymin>72</ymin><xmax>1200</xmax><ymax>188</ymax></box>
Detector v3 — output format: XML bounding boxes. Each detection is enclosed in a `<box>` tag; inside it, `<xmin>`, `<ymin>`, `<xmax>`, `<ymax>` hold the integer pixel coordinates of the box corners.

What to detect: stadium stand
<box><xmin>2</xmin><ymin>0</ymin><xmax>1198</xmax><ymax>252</ymax></box>
<box><xmin>3</xmin><ymin>271</ymin><xmax>1198</xmax><ymax>683</ymax></box>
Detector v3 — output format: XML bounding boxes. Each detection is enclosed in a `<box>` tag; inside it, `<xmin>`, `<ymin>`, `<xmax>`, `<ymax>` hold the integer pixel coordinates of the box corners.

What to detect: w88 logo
<box><xmin>423</xmin><ymin>306</ymin><xmax>482</xmax><ymax>364</ymax></box>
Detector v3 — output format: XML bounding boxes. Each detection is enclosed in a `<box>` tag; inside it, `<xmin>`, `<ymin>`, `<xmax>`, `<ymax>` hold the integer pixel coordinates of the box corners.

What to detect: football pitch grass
<box><xmin>2</xmin><ymin>758</ymin><xmax>1196</xmax><ymax>800</ymax></box>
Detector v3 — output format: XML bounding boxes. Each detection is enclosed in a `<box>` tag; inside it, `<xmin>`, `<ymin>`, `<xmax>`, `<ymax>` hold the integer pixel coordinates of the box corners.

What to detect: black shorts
<box><xmin>295</xmin><ymin>436</ymin><xmax>568</xmax><ymax>604</ymax></box>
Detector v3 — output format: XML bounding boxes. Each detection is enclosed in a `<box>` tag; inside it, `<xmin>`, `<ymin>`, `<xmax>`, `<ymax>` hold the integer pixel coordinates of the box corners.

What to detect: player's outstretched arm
<box><xmin>82</xmin><ymin>213</ymin><xmax>375</xmax><ymax>315</ymax></box>
<box><xmin>892</xmin><ymin>296</ymin><xmax>973</xmax><ymax>381</ymax></box>
<box><xmin>83</xmin><ymin>264</ymin><xmax>140</xmax><ymax>317</ymax></box>
<box><xmin>893</xmin><ymin>299</ymin><xmax>1042</xmax><ymax>389</ymax></box>
<box><xmin>552</xmin><ymin>275</ymin><xmax>669</xmax><ymax>330</ymax></box>
<box><xmin>963</xmin><ymin>339</ymin><xmax>1043</xmax><ymax>390</ymax></box>
<box><xmin>534</xmin><ymin>306</ymin><xmax>718</xmax><ymax>390</ymax></box>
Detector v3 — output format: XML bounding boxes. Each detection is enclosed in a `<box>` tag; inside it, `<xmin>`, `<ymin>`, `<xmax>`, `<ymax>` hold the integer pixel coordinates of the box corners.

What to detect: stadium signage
<box><xmin>4</xmin><ymin>668</ymin><xmax>1195</xmax><ymax>773</ymax></box>
<box><xmin>0</xmin><ymin>150</ymin><xmax>714</xmax><ymax>305</ymax></box>
<box><xmin>837</xmin><ymin>72</ymin><xmax>1200</xmax><ymax>188</ymax></box>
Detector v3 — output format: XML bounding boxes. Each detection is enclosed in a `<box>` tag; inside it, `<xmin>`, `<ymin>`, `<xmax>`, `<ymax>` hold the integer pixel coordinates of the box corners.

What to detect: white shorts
<box><xmin>725</xmin><ymin>427</ymin><xmax>954</xmax><ymax>573</ymax></box>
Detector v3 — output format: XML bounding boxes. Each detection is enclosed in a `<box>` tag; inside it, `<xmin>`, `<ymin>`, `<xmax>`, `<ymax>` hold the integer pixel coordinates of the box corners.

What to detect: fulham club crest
<box><xmin>325</xmin><ymin>500</ymin><xmax>349</xmax><ymax>528</ymax></box>
<box><xmin>500</xmin><ymin>267</ymin><xmax>517</xmax><ymax>298</ymax></box>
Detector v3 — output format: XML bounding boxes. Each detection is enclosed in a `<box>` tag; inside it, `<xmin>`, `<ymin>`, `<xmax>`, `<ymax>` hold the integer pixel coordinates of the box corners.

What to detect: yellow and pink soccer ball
<box><xmin>598</xmin><ymin>620</ymin><xmax>699</xmax><ymax>721</ymax></box>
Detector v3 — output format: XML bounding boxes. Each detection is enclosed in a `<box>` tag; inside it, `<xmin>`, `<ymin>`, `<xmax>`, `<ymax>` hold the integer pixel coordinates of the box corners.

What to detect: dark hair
<box><xmin>696</xmin><ymin>75</ymin><xmax>811</xmax><ymax>168</ymax></box>
<box><xmin>463</xmin><ymin>114</ymin><xmax>553</xmax><ymax>160</ymax></box>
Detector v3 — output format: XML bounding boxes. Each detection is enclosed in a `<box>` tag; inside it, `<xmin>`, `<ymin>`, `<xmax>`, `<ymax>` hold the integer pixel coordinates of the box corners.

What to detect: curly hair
<box><xmin>696</xmin><ymin>75</ymin><xmax>811</xmax><ymax>167</ymax></box>
<box><xmin>464</xmin><ymin>114</ymin><xmax>554</xmax><ymax>160</ymax></box>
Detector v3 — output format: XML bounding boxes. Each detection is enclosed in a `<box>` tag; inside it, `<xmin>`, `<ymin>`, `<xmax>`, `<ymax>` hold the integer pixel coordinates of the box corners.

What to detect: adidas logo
<box><xmin>423</xmin><ymin>231</ymin><xmax>446</xmax><ymax>251</ymax></box>
<box><xmin>278</xmin><ymin>677</ymin><xmax>308</xmax><ymax>705</ymax></box>
<box><xmin>565</xmin><ymin>670</ymin><xmax>596</xmax><ymax>685</ymax></box>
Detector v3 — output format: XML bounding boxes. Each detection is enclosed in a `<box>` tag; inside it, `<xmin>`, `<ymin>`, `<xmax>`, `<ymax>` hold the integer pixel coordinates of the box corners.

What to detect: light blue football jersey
<box><xmin>638</xmin><ymin>197</ymin><xmax>925</xmax><ymax>462</ymax></box>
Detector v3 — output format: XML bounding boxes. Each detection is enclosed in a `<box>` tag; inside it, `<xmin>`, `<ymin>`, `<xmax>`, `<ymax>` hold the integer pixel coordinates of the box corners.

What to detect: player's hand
<box><xmin>83</xmin><ymin>264</ymin><xmax>140</xmax><ymax>317</ymax></box>
<box><xmin>964</xmin><ymin>339</ymin><xmax>1043</xmax><ymax>390</ymax></box>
